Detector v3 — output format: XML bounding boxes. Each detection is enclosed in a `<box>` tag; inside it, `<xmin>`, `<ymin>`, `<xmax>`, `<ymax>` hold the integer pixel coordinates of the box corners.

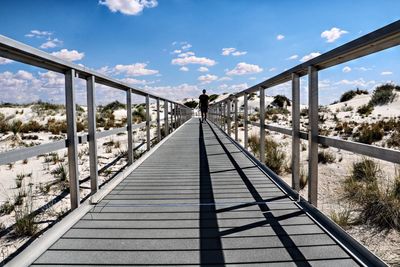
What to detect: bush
<box><xmin>101</xmin><ymin>101</ymin><xmax>125</xmax><ymax>113</ymax></box>
<box><xmin>264</xmin><ymin>137</ymin><xmax>286</xmax><ymax>175</ymax></box>
<box><xmin>11</xmin><ymin>119</ymin><xmax>23</xmax><ymax>135</ymax></box>
<box><xmin>14</xmin><ymin>186</ymin><xmax>37</xmax><ymax>237</ymax></box>
<box><xmin>369</xmin><ymin>83</ymin><xmax>398</xmax><ymax>106</ymax></box>
<box><xmin>21</xmin><ymin>120</ymin><xmax>43</xmax><ymax>133</ymax></box>
<box><xmin>339</xmin><ymin>88</ymin><xmax>369</xmax><ymax>102</ymax></box>
<box><xmin>387</xmin><ymin>131</ymin><xmax>400</xmax><ymax>148</ymax></box>
<box><xmin>47</xmin><ymin>119</ymin><xmax>67</xmax><ymax>134</ymax></box>
<box><xmin>357</xmin><ymin>104</ymin><xmax>374</xmax><ymax>116</ymax></box>
<box><xmin>318</xmin><ymin>151</ymin><xmax>335</xmax><ymax>164</ymax></box>
<box><xmin>351</xmin><ymin>158</ymin><xmax>380</xmax><ymax>183</ymax></box>
<box><xmin>184</xmin><ymin>100</ymin><xmax>198</xmax><ymax>109</ymax></box>
<box><xmin>355</xmin><ymin>123</ymin><xmax>383</xmax><ymax>144</ymax></box>
<box><xmin>132</xmin><ymin>106</ymin><xmax>146</xmax><ymax>123</ymax></box>
<box><xmin>209</xmin><ymin>94</ymin><xmax>219</xmax><ymax>102</ymax></box>
<box><xmin>0</xmin><ymin>200</ymin><xmax>14</xmax><ymax>215</ymax></box>
<box><xmin>330</xmin><ymin>208</ymin><xmax>352</xmax><ymax>229</ymax></box>
<box><xmin>266</xmin><ymin>107</ymin><xmax>289</xmax><ymax>116</ymax></box>
<box><xmin>272</xmin><ymin>95</ymin><xmax>291</xmax><ymax>108</ymax></box>
<box><xmin>248</xmin><ymin>134</ymin><xmax>260</xmax><ymax>156</ymax></box>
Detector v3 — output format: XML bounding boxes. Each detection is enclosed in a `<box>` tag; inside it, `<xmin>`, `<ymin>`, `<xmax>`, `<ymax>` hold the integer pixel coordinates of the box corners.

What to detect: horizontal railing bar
<box><xmin>0</xmin><ymin>122</ymin><xmax>154</xmax><ymax>165</ymax></box>
<box><xmin>246</xmin><ymin>122</ymin><xmax>400</xmax><ymax>164</ymax></box>
<box><xmin>210</xmin><ymin>20</ymin><xmax>400</xmax><ymax>101</ymax></box>
<box><xmin>0</xmin><ymin>35</ymin><xmax>189</xmax><ymax>108</ymax></box>
<box><xmin>0</xmin><ymin>140</ymin><xmax>66</xmax><ymax>165</ymax></box>
<box><xmin>318</xmin><ymin>136</ymin><xmax>400</xmax><ymax>164</ymax></box>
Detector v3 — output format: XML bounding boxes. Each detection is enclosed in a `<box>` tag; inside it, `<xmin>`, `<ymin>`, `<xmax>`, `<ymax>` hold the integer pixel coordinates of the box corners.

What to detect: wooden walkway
<box><xmin>31</xmin><ymin>118</ymin><xmax>361</xmax><ymax>266</ymax></box>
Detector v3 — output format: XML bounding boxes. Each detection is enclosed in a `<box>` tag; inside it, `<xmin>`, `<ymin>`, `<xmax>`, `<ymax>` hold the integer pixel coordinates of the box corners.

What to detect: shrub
<box><xmin>0</xmin><ymin>200</ymin><xmax>14</xmax><ymax>214</ymax></box>
<box><xmin>47</xmin><ymin>119</ymin><xmax>67</xmax><ymax>134</ymax></box>
<box><xmin>369</xmin><ymin>83</ymin><xmax>398</xmax><ymax>106</ymax></box>
<box><xmin>51</xmin><ymin>163</ymin><xmax>68</xmax><ymax>182</ymax></box>
<box><xmin>266</xmin><ymin>107</ymin><xmax>289</xmax><ymax>116</ymax></box>
<box><xmin>14</xmin><ymin>186</ymin><xmax>37</xmax><ymax>237</ymax></box>
<box><xmin>357</xmin><ymin>104</ymin><xmax>373</xmax><ymax>116</ymax></box>
<box><xmin>248</xmin><ymin>134</ymin><xmax>260</xmax><ymax>156</ymax></box>
<box><xmin>264</xmin><ymin>137</ymin><xmax>286</xmax><ymax>175</ymax></box>
<box><xmin>132</xmin><ymin>106</ymin><xmax>146</xmax><ymax>123</ymax></box>
<box><xmin>11</xmin><ymin>119</ymin><xmax>23</xmax><ymax>135</ymax></box>
<box><xmin>318</xmin><ymin>151</ymin><xmax>335</xmax><ymax>164</ymax></box>
<box><xmin>340</xmin><ymin>90</ymin><xmax>356</xmax><ymax>102</ymax></box>
<box><xmin>339</xmin><ymin>88</ymin><xmax>368</xmax><ymax>102</ymax></box>
<box><xmin>387</xmin><ymin>131</ymin><xmax>400</xmax><ymax>148</ymax></box>
<box><xmin>330</xmin><ymin>208</ymin><xmax>352</xmax><ymax>229</ymax></box>
<box><xmin>101</xmin><ymin>101</ymin><xmax>125</xmax><ymax>113</ymax></box>
<box><xmin>21</xmin><ymin>120</ymin><xmax>43</xmax><ymax>133</ymax></box>
<box><xmin>184</xmin><ymin>100</ymin><xmax>198</xmax><ymax>109</ymax></box>
<box><xmin>248</xmin><ymin>93</ymin><xmax>257</xmax><ymax>100</ymax></box>
<box><xmin>351</xmin><ymin>158</ymin><xmax>380</xmax><ymax>183</ymax></box>
<box><xmin>355</xmin><ymin>123</ymin><xmax>384</xmax><ymax>144</ymax></box>
<box><xmin>272</xmin><ymin>95</ymin><xmax>291</xmax><ymax>108</ymax></box>
<box><xmin>0</xmin><ymin>112</ymin><xmax>9</xmax><ymax>133</ymax></box>
<box><xmin>209</xmin><ymin>94</ymin><xmax>219</xmax><ymax>102</ymax></box>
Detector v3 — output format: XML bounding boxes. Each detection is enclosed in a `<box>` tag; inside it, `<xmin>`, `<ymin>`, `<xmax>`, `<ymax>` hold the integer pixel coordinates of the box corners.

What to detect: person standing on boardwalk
<box><xmin>199</xmin><ymin>89</ymin><xmax>209</xmax><ymax>123</ymax></box>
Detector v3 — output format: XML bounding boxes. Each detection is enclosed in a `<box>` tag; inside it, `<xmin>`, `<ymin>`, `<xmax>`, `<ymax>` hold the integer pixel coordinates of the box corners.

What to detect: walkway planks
<box><xmin>31</xmin><ymin>118</ymin><xmax>360</xmax><ymax>266</ymax></box>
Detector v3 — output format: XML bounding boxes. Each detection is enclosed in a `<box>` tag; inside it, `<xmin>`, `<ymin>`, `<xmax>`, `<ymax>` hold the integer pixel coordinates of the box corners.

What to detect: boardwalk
<box><xmin>31</xmin><ymin>118</ymin><xmax>360</xmax><ymax>266</ymax></box>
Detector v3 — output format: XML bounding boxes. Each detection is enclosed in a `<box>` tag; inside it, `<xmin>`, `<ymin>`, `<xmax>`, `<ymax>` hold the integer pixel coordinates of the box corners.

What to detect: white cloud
<box><xmin>276</xmin><ymin>34</ymin><xmax>285</xmax><ymax>40</ymax></box>
<box><xmin>232</xmin><ymin>51</ymin><xmax>247</xmax><ymax>56</ymax></box>
<box><xmin>357</xmin><ymin>67</ymin><xmax>372</xmax><ymax>71</ymax></box>
<box><xmin>40</xmin><ymin>38</ymin><xmax>63</xmax><ymax>49</ymax></box>
<box><xmin>230</xmin><ymin>83</ymin><xmax>248</xmax><ymax>91</ymax></box>
<box><xmin>172</xmin><ymin>55</ymin><xmax>216</xmax><ymax>66</ymax></box>
<box><xmin>269</xmin><ymin>67</ymin><xmax>277</xmax><ymax>72</ymax></box>
<box><xmin>51</xmin><ymin>49</ymin><xmax>84</xmax><ymax>61</ymax></box>
<box><xmin>143</xmin><ymin>83</ymin><xmax>200</xmax><ymax>100</ymax></box>
<box><xmin>0</xmin><ymin>57</ymin><xmax>13</xmax><ymax>65</ymax></box>
<box><xmin>221</xmin><ymin>47</ymin><xmax>246</xmax><ymax>56</ymax></box>
<box><xmin>25</xmin><ymin>30</ymin><xmax>52</xmax><ymax>38</ymax></box>
<box><xmin>321</xmin><ymin>27</ymin><xmax>348</xmax><ymax>43</ymax></box>
<box><xmin>114</xmin><ymin>63</ymin><xmax>159</xmax><ymax>76</ymax></box>
<box><xmin>181</xmin><ymin>43</ymin><xmax>192</xmax><ymax>50</ymax></box>
<box><xmin>221</xmin><ymin>48</ymin><xmax>235</xmax><ymax>56</ymax></box>
<box><xmin>99</xmin><ymin>0</ymin><xmax>158</xmax><ymax>15</ymax></box>
<box><xmin>179</xmin><ymin>66</ymin><xmax>189</xmax><ymax>72</ymax></box>
<box><xmin>218</xmin><ymin>76</ymin><xmax>232</xmax><ymax>82</ymax></box>
<box><xmin>287</xmin><ymin>54</ymin><xmax>298</xmax><ymax>60</ymax></box>
<box><xmin>172</xmin><ymin>49</ymin><xmax>181</xmax><ymax>54</ymax></box>
<box><xmin>198</xmin><ymin>74</ymin><xmax>218</xmax><ymax>84</ymax></box>
<box><xmin>300</xmin><ymin>52</ymin><xmax>321</xmax><ymax>62</ymax></box>
<box><xmin>119</xmin><ymin>77</ymin><xmax>155</xmax><ymax>85</ymax></box>
<box><xmin>249</xmin><ymin>77</ymin><xmax>257</xmax><ymax>80</ymax></box>
<box><xmin>178</xmin><ymin>51</ymin><xmax>195</xmax><ymax>58</ymax></box>
<box><xmin>342</xmin><ymin>66</ymin><xmax>351</xmax><ymax>73</ymax></box>
<box><xmin>40</xmin><ymin>71</ymin><xmax>65</xmax><ymax>87</ymax></box>
<box><xmin>198</xmin><ymin>67</ymin><xmax>209</xmax><ymax>72</ymax></box>
<box><xmin>226</xmin><ymin>62</ymin><xmax>263</xmax><ymax>76</ymax></box>
<box><xmin>335</xmin><ymin>78</ymin><xmax>375</xmax><ymax>87</ymax></box>
<box><xmin>381</xmin><ymin>71</ymin><xmax>393</xmax><ymax>75</ymax></box>
<box><xmin>15</xmin><ymin>70</ymin><xmax>34</xmax><ymax>80</ymax></box>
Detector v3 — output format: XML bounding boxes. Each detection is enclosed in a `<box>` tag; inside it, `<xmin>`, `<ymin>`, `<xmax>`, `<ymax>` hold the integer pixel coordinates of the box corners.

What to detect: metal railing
<box><xmin>0</xmin><ymin>35</ymin><xmax>192</xmax><ymax>210</ymax></box>
<box><xmin>209</xmin><ymin>20</ymin><xmax>400</xmax><ymax>206</ymax></box>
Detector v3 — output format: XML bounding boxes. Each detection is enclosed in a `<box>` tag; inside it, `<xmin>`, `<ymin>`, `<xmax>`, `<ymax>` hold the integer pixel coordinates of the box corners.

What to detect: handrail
<box><xmin>0</xmin><ymin>35</ymin><xmax>193</xmax><ymax>211</ymax></box>
<box><xmin>209</xmin><ymin>20</ymin><xmax>400</xmax><ymax>207</ymax></box>
<box><xmin>0</xmin><ymin>35</ymin><xmax>184</xmax><ymax>103</ymax></box>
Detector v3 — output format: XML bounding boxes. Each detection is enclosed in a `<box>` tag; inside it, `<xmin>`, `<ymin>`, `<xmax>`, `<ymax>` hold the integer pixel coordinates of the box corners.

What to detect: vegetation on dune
<box><xmin>339</xmin><ymin>88</ymin><xmax>368</xmax><ymax>102</ymax></box>
<box><xmin>369</xmin><ymin>83</ymin><xmax>399</xmax><ymax>106</ymax></box>
<box><xmin>354</xmin><ymin>123</ymin><xmax>384</xmax><ymax>144</ymax></box>
<box><xmin>318</xmin><ymin>150</ymin><xmax>336</xmax><ymax>164</ymax></box>
<box><xmin>209</xmin><ymin>94</ymin><xmax>219</xmax><ymax>102</ymax></box>
<box><xmin>183</xmin><ymin>100</ymin><xmax>198</xmax><ymax>109</ymax></box>
<box><xmin>357</xmin><ymin>104</ymin><xmax>374</xmax><ymax>116</ymax></box>
<box><xmin>132</xmin><ymin>105</ymin><xmax>146</xmax><ymax>123</ymax></box>
<box><xmin>100</xmin><ymin>100</ymin><xmax>126</xmax><ymax>113</ymax></box>
<box><xmin>271</xmin><ymin>95</ymin><xmax>291</xmax><ymax>108</ymax></box>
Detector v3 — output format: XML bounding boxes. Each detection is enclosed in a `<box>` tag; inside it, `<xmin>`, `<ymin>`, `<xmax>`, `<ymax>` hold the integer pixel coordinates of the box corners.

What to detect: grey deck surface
<box><xmin>32</xmin><ymin>118</ymin><xmax>360</xmax><ymax>266</ymax></box>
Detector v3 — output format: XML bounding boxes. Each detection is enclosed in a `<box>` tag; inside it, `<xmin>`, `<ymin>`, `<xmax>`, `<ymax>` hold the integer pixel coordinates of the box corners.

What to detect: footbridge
<box><xmin>1</xmin><ymin>20</ymin><xmax>400</xmax><ymax>266</ymax></box>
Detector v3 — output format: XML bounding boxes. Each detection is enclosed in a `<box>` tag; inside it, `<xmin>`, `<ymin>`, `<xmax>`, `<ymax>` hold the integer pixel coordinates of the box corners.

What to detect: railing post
<box><xmin>174</xmin><ymin>103</ymin><xmax>178</xmax><ymax>128</ymax></box>
<box><xmin>86</xmin><ymin>75</ymin><xmax>98</xmax><ymax>195</ymax></box>
<box><xmin>170</xmin><ymin>102</ymin><xmax>174</xmax><ymax>131</ymax></box>
<box><xmin>227</xmin><ymin>98</ymin><xmax>231</xmax><ymax>136</ymax></box>
<box><xmin>244</xmin><ymin>92</ymin><xmax>249</xmax><ymax>149</ymax></box>
<box><xmin>65</xmin><ymin>69</ymin><xmax>79</xmax><ymax>209</ymax></box>
<box><xmin>164</xmin><ymin>100</ymin><xmax>169</xmax><ymax>136</ymax></box>
<box><xmin>234</xmin><ymin>96</ymin><xmax>238</xmax><ymax>141</ymax></box>
<box><xmin>126</xmin><ymin>89</ymin><xmax>133</xmax><ymax>165</ymax></box>
<box><xmin>259</xmin><ymin>87</ymin><xmax>266</xmax><ymax>163</ymax></box>
<box><xmin>223</xmin><ymin>102</ymin><xmax>226</xmax><ymax>131</ymax></box>
<box><xmin>292</xmin><ymin>73</ymin><xmax>300</xmax><ymax>192</ymax></box>
<box><xmin>219</xmin><ymin>103</ymin><xmax>223</xmax><ymax>128</ymax></box>
<box><xmin>308</xmin><ymin>66</ymin><xmax>319</xmax><ymax>206</ymax></box>
<box><xmin>156</xmin><ymin>98</ymin><xmax>161</xmax><ymax>142</ymax></box>
<box><xmin>146</xmin><ymin>94</ymin><xmax>151</xmax><ymax>151</ymax></box>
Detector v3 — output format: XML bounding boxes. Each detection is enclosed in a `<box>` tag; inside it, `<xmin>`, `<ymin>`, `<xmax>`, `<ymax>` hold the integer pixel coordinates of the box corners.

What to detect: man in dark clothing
<box><xmin>199</xmin><ymin>89</ymin><xmax>209</xmax><ymax>123</ymax></box>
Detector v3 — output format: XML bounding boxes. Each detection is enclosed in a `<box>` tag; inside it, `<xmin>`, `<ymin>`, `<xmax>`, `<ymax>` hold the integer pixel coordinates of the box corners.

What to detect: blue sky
<box><xmin>0</xmin><ymin>0</ymin><xmax>399</xmax><ymax>105</ymax></box>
